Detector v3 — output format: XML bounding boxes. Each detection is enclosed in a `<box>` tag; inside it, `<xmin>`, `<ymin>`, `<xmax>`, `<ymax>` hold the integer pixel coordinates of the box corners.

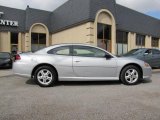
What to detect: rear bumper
<box><xmin>13</xmin><ymin>61</ymin><xmax>32</xmax><ymax>78</ymax></box>
<box><xmin>143</xmin><ymin>67</ymin><xmax>152</xmax><ymax>79</ymax></box>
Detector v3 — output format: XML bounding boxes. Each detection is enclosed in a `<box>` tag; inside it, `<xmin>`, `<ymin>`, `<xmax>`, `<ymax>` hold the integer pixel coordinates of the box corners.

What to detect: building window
<box><xmin>11</xmin><ymin>32</ymin><xmax>18</xmax><ymax>53</ymax></box>
<box><xmin>136</xmin><ymin>34</ymin><xmax>145</xmax><ymax>47</ymax></box>
<box><xmin>31</xmin><ymin>33</ymin><xmax>46</xmax><ymax>52</ymax></box>
<box><xmin>97</xmin><ymin>23</ymin><xmax>111</xmax><ymax>52</ymax></box>
<box><xmin>152</xmin><ymin>37</ymin><xmax>159</xmax><ymax>48</ymax></box>
<box><xmin>116</xmin><ymin>31</ymin><xmax>128</xmax><ymax>55</ymax></box>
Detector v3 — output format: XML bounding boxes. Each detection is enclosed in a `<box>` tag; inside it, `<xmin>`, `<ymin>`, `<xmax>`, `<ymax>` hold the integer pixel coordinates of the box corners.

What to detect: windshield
<box><xmin>0</xmin><ymin>53</ymin><xmax>10</xmax><ymax>59</ymax></box>
<box><xmin>123</xmin><ymin>49</ymin><xmax>144</xmax><ymax>56</ymax></box>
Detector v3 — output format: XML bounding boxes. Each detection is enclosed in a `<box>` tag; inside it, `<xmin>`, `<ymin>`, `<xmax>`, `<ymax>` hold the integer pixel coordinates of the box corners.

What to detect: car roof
<box><xmin>50</xmin><ymin>43</ymin><xmax>96</xmax><ymax>47</ymax></box>
<box><xmin>45</xmin><ymin>43</ymin><xmax>102</xmax><ymax>51</ymax></box>
<box><xmin>35</xmin><ymin>43</ymin><xmax>116</xmax><ymax>57</ymax></box>
<box><xmin>134</xmin><ymin>48</ymin><xmax>160</xmax><ymax>51</ymax></box>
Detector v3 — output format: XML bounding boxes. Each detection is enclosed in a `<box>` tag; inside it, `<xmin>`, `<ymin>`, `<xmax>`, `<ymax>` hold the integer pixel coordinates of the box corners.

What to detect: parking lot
<box><xmin>0</xmin><ymin>69</ymin><xmax>160</xmax><ymax>120</ymax></box>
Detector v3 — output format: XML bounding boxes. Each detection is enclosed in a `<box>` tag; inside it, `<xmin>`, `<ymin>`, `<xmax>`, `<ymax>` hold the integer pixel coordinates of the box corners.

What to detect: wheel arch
<box><xmin>119</xmin><ymin>63</ymin><xmax>143</xmax><ymax>79</ymax></box>
<box><xmin>31</xmin><ymin>63</ymin><xmax>58</xmax><ymax>78</ymax></box>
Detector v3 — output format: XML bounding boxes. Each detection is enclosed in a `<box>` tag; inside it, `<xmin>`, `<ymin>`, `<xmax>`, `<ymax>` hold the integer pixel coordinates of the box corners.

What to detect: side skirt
<box><xmin>59</xmin><ymin>77</ymin><xmax>119</xmax><ymax>81</ymax></box>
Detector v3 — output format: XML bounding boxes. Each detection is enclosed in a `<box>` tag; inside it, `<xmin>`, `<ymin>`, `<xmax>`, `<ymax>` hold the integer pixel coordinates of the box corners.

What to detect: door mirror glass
<box><xmin>105</xmin><ymin>54</ymin><xmax>112</xmax><ymax>59</ymax></box>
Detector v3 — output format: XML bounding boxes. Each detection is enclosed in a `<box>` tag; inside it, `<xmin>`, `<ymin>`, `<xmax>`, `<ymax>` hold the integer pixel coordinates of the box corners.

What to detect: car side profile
<box><xmin>13</xmin><ymin>44</ymin><xmax>152</xmax><ymax>87</ymax></box>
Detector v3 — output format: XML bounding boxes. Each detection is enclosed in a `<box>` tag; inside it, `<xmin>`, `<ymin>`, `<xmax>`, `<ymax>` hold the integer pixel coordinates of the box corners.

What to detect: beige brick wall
<box><xmin>0</xmin><ymin>32</ymin><xmax>11</xmax><ymax>52</ymax></box>
<box><xmin>52</xmin><ymin>22</ymin><xmax>95</xmax><ymax>45</ymax></box>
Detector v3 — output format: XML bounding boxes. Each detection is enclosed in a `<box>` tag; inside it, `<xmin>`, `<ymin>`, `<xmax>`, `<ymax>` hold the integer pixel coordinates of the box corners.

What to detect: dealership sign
<box><xmin>0</xmin><ymin>12</ymin><xmax>18</xmax><ymax>27</ymax></box>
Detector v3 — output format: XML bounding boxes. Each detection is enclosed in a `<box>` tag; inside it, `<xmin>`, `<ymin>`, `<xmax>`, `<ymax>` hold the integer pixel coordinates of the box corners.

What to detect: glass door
<box><xmin>97</xmin><ymin>23</ymin><xmax>111</xmax><ymax>52</ymax></box>
<box><xmin>31</xmin><ymin>33</ymin><xmax>46</xmax><ymax>52</ymax></box>
<box><xmin>11</xmin><ymin>33</ymin><xmax>18</xmax><ymax>54</ymax></box>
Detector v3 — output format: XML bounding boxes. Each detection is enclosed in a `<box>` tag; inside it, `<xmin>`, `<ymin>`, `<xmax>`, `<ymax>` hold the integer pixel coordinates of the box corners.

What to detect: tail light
<box><xmin>15</xmin><ymin>54</ymin><xmax>21</xmax><ymax>61</ymax></box>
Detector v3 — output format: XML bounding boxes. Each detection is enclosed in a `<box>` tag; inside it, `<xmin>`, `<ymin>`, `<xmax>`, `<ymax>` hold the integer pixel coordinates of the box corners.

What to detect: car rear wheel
<box><xmin>120</xmin><ymin>65</ymin><xmax>141</xmax><ymax>85</ymax></box>
<box><xmin>34</xmin><ymin>66</ymin><xmax>57</xmax><ymax>87</ymax></box>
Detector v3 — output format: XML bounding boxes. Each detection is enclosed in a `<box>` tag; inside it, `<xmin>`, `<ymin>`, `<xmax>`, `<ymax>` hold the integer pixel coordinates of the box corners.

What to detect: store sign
<box><xmin>0</xmin><ymin>12</ymin><xmax>18</xmax><ymax>27</ymax></box>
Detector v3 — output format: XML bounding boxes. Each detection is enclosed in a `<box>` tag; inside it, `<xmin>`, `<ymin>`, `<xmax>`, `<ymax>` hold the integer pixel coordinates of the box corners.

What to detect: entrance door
<box><xmin>97</xmin><ymin>23</ymin><xmax>111</xmax><ymax>52</ymax></box>
<box><xmin>31</xmin><ymin>33</ymin><xmax>46</xmax><ymax>52</ymax></box>
<box><xmin>11</xmin><ymin>33</ymin><xmax>18</xmax><ymax>54</ymax></box>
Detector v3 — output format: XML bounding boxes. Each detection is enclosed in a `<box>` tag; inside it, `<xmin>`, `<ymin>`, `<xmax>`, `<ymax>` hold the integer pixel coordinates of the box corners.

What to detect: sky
<box><xmin>0</xmin><ymin>0</ymin><xmax>160</xmax><ymax>19</ymax></box>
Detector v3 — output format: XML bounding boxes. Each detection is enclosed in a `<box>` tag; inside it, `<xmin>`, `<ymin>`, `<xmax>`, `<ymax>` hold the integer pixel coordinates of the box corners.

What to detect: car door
<box><xmin>72</xmin><ymin>45</ymin><xmax>117</xmax><ymax>78</ymax></box>
<box><xmin>143</xmin><ymin>49</ymin><xmax>153</xmax><ymax>66</ymax></box>
<box><xmin>152</xmin><ymin>49</ymin><xmax>160</xmax><ymax>67</ymax></box>
<box><xmin>47</xmin><ymin>45</ymin><xmax>74</xmax><ymax>78</ymax></box>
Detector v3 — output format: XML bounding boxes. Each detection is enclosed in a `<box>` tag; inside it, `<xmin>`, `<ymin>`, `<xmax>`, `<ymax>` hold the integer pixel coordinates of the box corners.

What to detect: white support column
<box><xmin>18</xmin><ymin>33</ymin><xmax>22</xmax><ymax>52</ymax></box>
<box><xmin>128</xmin><ymin>32</ymin><xmax>136</xmax><ymax>51</ymax></box>
<box><xmin>145</xmin><ymin>35</ymin><xmax>152</xmax><ymax>48</ymax></box>
<box><xmin>0</xmin><ymin>32</ymin><xmax>1</xmax><ymax>51</ymax></box>
<box><xmin>86</xmin><ymin>22</ymin><xmax>94</xmax><ymax>45</ymax></box>
<box><xmin>8</xmin><ymin>32</ymin><xmax>11</xmax><ymax>52</ymax></box>
<box><xmin>25</xmin><ymin>33</ymin><xmax>30</xmax><ymax>52</ymax></box>
<box><xmin>159</xmin><ymin>38</ymin><xmax>160</xmax><ymax>49</ymax></box>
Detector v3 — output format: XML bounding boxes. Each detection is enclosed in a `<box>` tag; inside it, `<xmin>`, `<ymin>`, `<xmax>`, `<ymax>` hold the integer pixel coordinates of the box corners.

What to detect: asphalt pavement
<box><xmin>0</xmin><ymin>69</ymin><xmax>160</xmax><ymax>120</ymax></box>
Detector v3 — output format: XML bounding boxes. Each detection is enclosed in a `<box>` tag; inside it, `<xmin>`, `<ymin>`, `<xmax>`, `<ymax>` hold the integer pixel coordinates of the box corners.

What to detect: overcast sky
<box><xmin>0</xmin><ymin>0</ymin><xmax>160</xmax><ymax>19</ymax></box>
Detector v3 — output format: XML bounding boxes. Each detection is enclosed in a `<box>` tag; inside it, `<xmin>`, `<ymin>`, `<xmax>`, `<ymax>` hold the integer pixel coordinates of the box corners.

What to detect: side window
<box><xmin>145</xmin><ymin>49</ymin><xmax>152</xmax><ymax>54</ymax></box>
<box><xmin>48</xmin><ymin>46</ymin><xmax>71</xmax><ymax>56</ymax></box>
<box><xmin>152</xmin><ymin>49</ymin><xmax>160</xmax><ymax>55</ymax></box>
<box><xmin>73</xmin><ymin>46</ymin><xmax>106</xmax><ymax>58</ymax></box>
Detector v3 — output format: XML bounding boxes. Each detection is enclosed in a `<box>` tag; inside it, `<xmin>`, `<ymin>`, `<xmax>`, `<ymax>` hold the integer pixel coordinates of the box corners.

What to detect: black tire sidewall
<box><xmin>120</xmin><ymin>65</ymin><xmax>141</xmax><ymax>85</ymax></box>
<box><xmin>34</xmin><ymin>66</ymin><xmax>57</xmax><ymax>87</ymax></box>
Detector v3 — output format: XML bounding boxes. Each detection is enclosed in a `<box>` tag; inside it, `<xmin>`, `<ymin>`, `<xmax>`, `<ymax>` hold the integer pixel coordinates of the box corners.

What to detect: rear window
<box><xmin>0</xmin><ymin>53</ymin><xmax>10</xmax><ymax>59</ymax></box>
<box><xmin>47</xmin><ymin>46</ymin><xmax>71</xmax><ymax>56</ymax></box>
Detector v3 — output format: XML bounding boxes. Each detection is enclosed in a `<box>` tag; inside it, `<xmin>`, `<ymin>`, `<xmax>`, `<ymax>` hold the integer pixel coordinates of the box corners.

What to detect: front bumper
<box><xmin>143</xmin><ymin>67</ymin><xmax>152</xmax><ymax>79</ymax></box>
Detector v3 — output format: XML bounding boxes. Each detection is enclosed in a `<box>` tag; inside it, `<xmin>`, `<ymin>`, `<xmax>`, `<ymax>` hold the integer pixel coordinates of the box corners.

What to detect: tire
<box><xmin>34</xmin><ymin>66</ymin><xmax>58</xmax><ymax>87</ymax></box>
<box><xmin>120</xmin><ymin>65</ymin><xmax>141</xmax><ymax>85</ymax></box>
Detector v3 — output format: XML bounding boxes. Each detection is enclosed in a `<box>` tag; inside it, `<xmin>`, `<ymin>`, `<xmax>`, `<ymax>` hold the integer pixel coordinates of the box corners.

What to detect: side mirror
<box><xmin>105</xmin><ymin>54</ymin><xmax>112</xmax><ymax>59</ymax></box>
<box><xmin>144</xmin><ymin>53</ymin><xmax>149</xmax><ymax>56</ymax></box>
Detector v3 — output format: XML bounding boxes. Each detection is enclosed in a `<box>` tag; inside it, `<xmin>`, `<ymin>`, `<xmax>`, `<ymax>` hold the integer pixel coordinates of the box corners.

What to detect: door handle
<box><xmin>74</xmin><ymin>61</ymin><xmax>80</xmax><ymax>63</ymax></box>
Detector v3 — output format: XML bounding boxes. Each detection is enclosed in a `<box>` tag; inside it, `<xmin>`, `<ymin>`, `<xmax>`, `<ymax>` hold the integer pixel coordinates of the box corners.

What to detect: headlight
<box><xmin>144</xmin><ymin>62</ymin><xmax>150</xmax><ymax>67</ymax></box>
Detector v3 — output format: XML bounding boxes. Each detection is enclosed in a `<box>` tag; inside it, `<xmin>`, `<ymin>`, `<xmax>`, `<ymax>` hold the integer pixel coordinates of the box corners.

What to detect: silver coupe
<box><xmin>13</xmin><ymin>44</ymin><xmax>152</xmax><ymax>87</ymax></box>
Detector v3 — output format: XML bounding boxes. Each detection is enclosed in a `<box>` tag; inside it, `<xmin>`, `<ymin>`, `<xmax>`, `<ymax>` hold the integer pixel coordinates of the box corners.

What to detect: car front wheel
<box><xmin>34</xmin><ymin>66</ymin><xmax>57</xmax><ymax>87</ymax></box>
<box><xmin>120</xmin><ymin>65</ymin><xmax>141</xmax><ymax>85</ymax></box>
